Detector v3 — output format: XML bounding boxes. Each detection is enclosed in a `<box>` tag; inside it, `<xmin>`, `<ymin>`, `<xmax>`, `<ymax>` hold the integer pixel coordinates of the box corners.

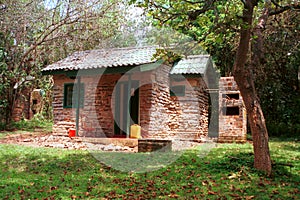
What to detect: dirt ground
<box><xmin>0</xmin><ymin>132</ymin><xmax>135</xmax><ymax>151</ymax></box>
<box><xmin>0</xmin><ymin>131</ymin><xmax>206</xmax><ymax>152</ymax></box>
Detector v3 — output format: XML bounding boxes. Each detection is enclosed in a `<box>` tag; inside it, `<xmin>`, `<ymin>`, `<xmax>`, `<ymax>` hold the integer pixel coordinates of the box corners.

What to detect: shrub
<box><xmin>8</xmin><ymin>114</ymin><xmax>52</xmax><ymax>132</ymax></box>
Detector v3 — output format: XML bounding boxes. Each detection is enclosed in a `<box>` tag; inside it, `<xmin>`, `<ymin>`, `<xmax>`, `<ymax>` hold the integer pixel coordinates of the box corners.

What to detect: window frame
<box><xmin>63</xmin><ymin>83</ymin><xmax>85</xmax><ymax>108</ymax></box>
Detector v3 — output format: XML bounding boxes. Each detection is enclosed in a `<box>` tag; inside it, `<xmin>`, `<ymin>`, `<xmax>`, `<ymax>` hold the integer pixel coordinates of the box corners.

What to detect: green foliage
<box><xmin>0</xmin><ymin>46</ymin><xmax>10</xmax><ymax>125</ymax></box>
<box><xmin>8</xmin><ymin>114</ymin><xmax>52</xmax><ymax>132</ymax></box>
<box><xmin>132</xmin><ymin>0</ymin><xmax>242</xmax><ymax>75</ymax></box>
<box><xmin>0</xmin><ymin>0</ymin><xmax>127</xmax><ymax>125</ymax></box>
<box><xmin>255</xmin><ymin>9</ymin><xmax>300</xmax><ymax>135</ymax></box>
<box><xmin>0</xmin><ymin>122</ymin><xmax>6</xmax><ymax>132</ymax></box>
<box><xmin>134</xmin><ymin>0</ymin><xmax>300</xmax><ymax>137</ymax></box>
<box><xmin>152</xmin><ymin>48</ymin><xmax>182</xmax><ymax>64</ymax></box>
<box><xmin>0</xmin><ymin>140</ymin><xmax>299</xmax><ymax>199</ymax></box>
<box><xmin>267</xmin><ymin>123</ymin><xmax>300</xmax><ymax>137</ymax></box>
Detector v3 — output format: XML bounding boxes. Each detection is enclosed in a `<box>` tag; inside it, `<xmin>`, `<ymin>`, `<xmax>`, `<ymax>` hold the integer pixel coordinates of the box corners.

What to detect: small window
<box><xmin>222</xmin><ymin>93</ymin><xmax>239</xmax><ymax>100</ymax></box>
<box><xmin>170</xmin><ymin>85</ymin><xmax>185</xmax><ymax>97</ymax></box>
<box><xmin>63</xmin><ymin>83</ymin><xmax>84</xmax><ymax>108</ymax></box>
<box><xmin>223</xmin><ymin>106</ymin><xmax>240</xmax><ymax>116</ymax></box>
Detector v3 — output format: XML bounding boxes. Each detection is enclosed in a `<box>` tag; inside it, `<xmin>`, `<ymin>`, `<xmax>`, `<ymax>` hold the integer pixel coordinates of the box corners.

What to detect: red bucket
<box><xmin>68</xmin><ymin>129</ymin><xmax>76</xmax><ymax>137</ymax></box>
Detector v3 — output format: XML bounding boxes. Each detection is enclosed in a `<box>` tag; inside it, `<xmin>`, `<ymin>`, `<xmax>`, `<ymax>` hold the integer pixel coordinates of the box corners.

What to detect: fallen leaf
<box><xmin>208</xmin><ymin>191</ymin><xmax>217</xmax><ymax>195</ymax></box>
<box><xmin>50</xmin><ymin>186</ymin><xmax>57</xmax><ymax>191</ymax></box>
<box><xmin>168</xmin><ymin>193</ymin><xmax>179</xmax><ymax>198</ymax></box>
<box><xmin>230</xmin><ymin>185</ymin><xmax>235</xmax><ymax>191</ymax></box>
<box><xmin>272</xmin><ymin>190</ymin><xmax>279</xmax><ymax>194</ymax></box>
<box><xmin>152</xmin><ymin>191</ymin><xmax>157</xmax><ymax>198</ymax></box>
<box><xmin>202</xmin><ymin>180</ymin><xmax>208</xmax><ymax>186</ymax></box>
<box><xmin>161</xmin><ymin>181</ymin><xmax>167</xmax><ymax>185</ymax></box>
<box><xmin>228</xmin><ymin>173</ymin><xmax>237</xmax><ymax>179</ymax></box>
<box><xmin>18</xmin><ymin>189</ymin><xmax>25</xmax><ymax>194</ymax></box>
<box><xmin>229</xmin><ymin>193</ymin><xmax>240</xmax><ymax>197</ymax></box>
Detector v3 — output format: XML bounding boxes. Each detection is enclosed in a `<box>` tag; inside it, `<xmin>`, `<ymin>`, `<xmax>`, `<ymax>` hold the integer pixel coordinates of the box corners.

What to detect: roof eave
<box><xmin>41</xmin><ymin>61</ymin><xmax>163</xmax><ymax>76</ymax></box>
<box><xmin>169</xmin><ymin>73</ymin><xmax>203</xmax><ymax>77</ymax></box>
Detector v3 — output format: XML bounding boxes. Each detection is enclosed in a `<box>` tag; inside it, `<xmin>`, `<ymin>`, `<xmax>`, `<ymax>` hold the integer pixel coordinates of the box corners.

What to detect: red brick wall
<box><xmin>218</xmin><ymin>77</ymin><xmax>247</xmax><ymax>143</ymax></box>
<box><xmin>168</xmin><ymin>77</ymin><xmax>208</xmax><ymax>139</ymax></box>
<box><xmin>52</xmin><ymin>74</ymin><xmax>121</xmax><ymax>137</ymax></box>
<box><xmin>52</xmin><ymin>68</ymin><xmax>209</xmax><ymax>139</ymax></box>
<box><xmin>52</xmin><ymin>75</ymin><xmax>76</xmax><ymax>135</ymax></box>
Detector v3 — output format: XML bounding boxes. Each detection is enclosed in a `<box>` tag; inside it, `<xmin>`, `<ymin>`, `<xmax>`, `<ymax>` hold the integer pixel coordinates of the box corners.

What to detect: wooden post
<box><xmin>76</xmin><ymin>76</ymin><xmax>81</xmax><ymax>137</ymax></box>
<box><xmin>126</xmin><ymin>74</ymin><xmax>132</xmax><ymax>138</ymax></box>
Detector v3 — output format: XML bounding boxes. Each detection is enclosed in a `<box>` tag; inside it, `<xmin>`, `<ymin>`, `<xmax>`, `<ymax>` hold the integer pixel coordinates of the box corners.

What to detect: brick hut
<box><xmin>42</xmin><ymin>46</ymin><xmax>247</xmax><ymax>142</ymax></box>
<box><xmin>218</xmin><ymin>77</ymin><xmax>247</xmax><ymax>142</ymax></box>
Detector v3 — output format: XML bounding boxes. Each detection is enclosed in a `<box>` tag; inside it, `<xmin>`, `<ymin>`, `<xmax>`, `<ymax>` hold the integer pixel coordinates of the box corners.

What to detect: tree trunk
<box><xmin>233</xmin><ymin>0</ymin><xmax>272</xmax><ymax>175</ymax></box>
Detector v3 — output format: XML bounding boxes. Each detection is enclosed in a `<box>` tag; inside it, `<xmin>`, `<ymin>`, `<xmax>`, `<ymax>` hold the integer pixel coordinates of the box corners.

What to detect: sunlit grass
<box><xmin>0</xmin><ymin>139</ymin><xmax>299</xmax><ymax>199</ymax></box>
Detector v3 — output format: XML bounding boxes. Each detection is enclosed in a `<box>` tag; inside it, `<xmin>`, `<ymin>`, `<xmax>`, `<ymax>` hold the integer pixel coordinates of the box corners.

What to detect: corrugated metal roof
<box><xmin>42</xmin><ymin>46</ymin><xmax>158</xmax><ymax>72</ymax></box>
<box><xmin>170</xmin><ymin>55</ymin><xmax>211</xmax><ymax>75</ymax></box>
<box><xmin>42</xmin><ymin>46</ymin><xmax>212</xmax><ymax>75</ymax></box>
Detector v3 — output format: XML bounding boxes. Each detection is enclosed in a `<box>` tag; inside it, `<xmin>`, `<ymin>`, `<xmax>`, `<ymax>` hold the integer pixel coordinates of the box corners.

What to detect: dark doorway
<box><xmin>114</xmin><ymin>80</ymin><xmax>139</xmax><ymax>136</ymax></box>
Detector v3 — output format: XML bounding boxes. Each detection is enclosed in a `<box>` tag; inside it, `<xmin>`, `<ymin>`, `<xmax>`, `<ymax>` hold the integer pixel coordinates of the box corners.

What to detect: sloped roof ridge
<box><xmin>85</xmin><ymin>45</ymin><xmax>159</xmax><ymax>53</ymax></box>
<box><xmin>185</xmin><ymin>54</ymin><xmax>210</xmax><ymax>58</ymax></box>
<box><xmin>66</xmin><ymin>45</ymin><xmax>159</xmax><ymax>59</ymax></box>
<box><xmin>42</xmin><ymin>45</ymin><xmax>212</xmax><ymax>74</ymax></box>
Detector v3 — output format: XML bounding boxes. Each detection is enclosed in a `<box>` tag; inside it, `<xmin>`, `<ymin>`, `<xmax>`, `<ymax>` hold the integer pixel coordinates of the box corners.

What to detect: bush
<box><xmin>267</xmin><ymin>122</ymin><xmax>300</xmax><ymax>138</ymax></box>
<box><xmin>8</xmin><ymin>114</ymin><xmax>52</xmax><ymax>132</ymax></box>
<box><xmin>0</xmin><ymin>122</ymin><xmax>5</xmax><ymax>131</ymax></box>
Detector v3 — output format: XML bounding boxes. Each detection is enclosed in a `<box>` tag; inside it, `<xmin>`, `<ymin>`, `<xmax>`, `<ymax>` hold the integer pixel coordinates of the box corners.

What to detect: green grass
<box><xmin>9</xmin><ymin>115</ymin><xmax>53</xmax><ymax>132</ymax></box>
<box><xmin>0</xmin><ymin>114</ymin><xmax>52</xmax><ymax>138</ymax></box>
<box><xmin>0</xmin><ymin>139</ymin><xmax>299</xmax><ymax>199</ymax></box>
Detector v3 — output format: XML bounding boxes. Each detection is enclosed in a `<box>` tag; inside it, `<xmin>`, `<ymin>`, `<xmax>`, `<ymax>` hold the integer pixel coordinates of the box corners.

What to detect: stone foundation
<box><xmin>138</xmin><ymin>139</ymin><xmax>172</xmax><ymax>152</ymax></box>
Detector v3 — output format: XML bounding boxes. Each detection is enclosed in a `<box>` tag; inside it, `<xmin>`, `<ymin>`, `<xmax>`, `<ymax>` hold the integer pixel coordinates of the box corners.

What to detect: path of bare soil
<box><xmin>0</xmin><ymin>131</ymin><xmax>207</xmax><ymax>152</ymax></box>
<box><xmin>0</xmin><ymin>132</ymin><xmax>136</xmax><ymax>152</ymax></box>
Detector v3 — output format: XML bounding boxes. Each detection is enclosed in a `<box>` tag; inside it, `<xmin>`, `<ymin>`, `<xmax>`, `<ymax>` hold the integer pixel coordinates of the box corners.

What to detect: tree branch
<box><xmin>20</xmin><ymin>0</ymin><xmax>116</xmax><ymax>66</ymax></box>
<box><xmin>270</xmin><ymin>2</ymin><xmax>300</xmax><ymax>15</ymax></box>
<box><xmin>181</xmin><ymin>0</ymin><xmax>206</xmax><ymax>5</ymax></box>
<box><xmin>187</xmin><ymin>0</ymin><xmax>216</xmax><ymax>21</ymax></box>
